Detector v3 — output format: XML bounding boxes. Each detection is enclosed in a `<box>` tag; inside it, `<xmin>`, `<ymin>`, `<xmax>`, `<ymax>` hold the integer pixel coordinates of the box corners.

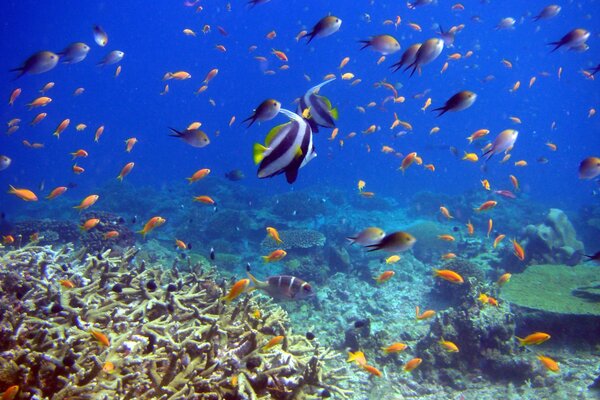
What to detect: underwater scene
<box><xmin>1</xmin><ymin>0</ymin><xmax>600</xmax><ymax>399</ymax></box>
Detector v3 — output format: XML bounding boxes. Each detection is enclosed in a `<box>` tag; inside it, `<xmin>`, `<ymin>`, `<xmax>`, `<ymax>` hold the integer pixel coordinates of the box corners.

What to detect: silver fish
<box><xmin>93</xmin><ymin>25</ymin><xmax>108</xmax><ymax>47</ymax></box>
<box><xmin>248</xmin><ymin>272</ymin><xmax>315</xmax><ymax>300</ymax></box>
<box><xmin>11</xmin><ymin>51</ymin><xmax>59</xmax><ymax>79</ymax></box>
<box><xmin>483</xmin><ymin>129</ymin><xmax>519</xmax><ymax>161</ymax></box>
<box><xmin>0</xmin><ymin>155</ymin><xmax>11</xmax><ymax>171</ymax></box>
<box><xmin>168</xmin><ymin>127</ymin><xmax>210</xmax><ymax>148</ymax></box>
<box><xmin>59</xmin><ymin>42</ymin><xmax>91</xmax><ymax>64</ymax></box>
<box><xmin>98</xmin><ymin>50</ymin><xmax>124</xmax><ymax>66</ymax></box>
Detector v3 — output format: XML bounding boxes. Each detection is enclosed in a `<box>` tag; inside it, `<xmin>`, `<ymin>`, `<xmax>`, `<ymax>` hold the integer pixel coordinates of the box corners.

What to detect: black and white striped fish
<box><xmin>297</xmin><ymin>78</ymin><xmax>338</xmax><ymax>133</ymax></box>
<box><xmin>253</xmin><ymin>108</ymin><xmax>316</xmax><ymax>184</ymax></box>
<box><xmin>247</xmin><ymin>272</ymin><xmax>315</xmax><ymax>300</ymax></box>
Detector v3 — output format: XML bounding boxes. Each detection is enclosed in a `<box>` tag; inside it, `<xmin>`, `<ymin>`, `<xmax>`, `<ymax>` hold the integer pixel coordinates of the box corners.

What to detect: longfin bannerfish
<box><xmin>297</xmin><ymin>78</ymin><xmax>337</xmax><ymax>133</ymax></box>
<box><xmin>254</xmin><ymin>109</ymin><xmax>316</xmax><ymax>184</ymax></box>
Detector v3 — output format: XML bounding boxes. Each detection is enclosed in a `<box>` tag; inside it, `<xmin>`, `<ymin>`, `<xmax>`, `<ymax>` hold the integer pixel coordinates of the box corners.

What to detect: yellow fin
<box><xmin>253</xmin><ymin>143</ymin><xmax>268</xmax><ymax>165</ymax></box>
<box><xmin>321</xmin><ymin>95</ymin><xmax>332</xmax><ymax>110</ymax></box>
<box><xmin>265</xmin><ymin>123</ymin><xmax>288</xmax><ymax>146</ymax></box>
<box><xmin>295</xmin><ymin>145</ymin><xmax>303</xmax><ymax>158</ymax></box>
<box><xmin>330</xmin><ymin>107</ymin><xmax>339</xmax><ymax>120</ymax></box>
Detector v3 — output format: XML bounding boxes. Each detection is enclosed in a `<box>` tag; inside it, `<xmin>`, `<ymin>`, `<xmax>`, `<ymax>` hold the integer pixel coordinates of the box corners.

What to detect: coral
<box><xmin>521</xmin><ymin>208</ymin><xmax>584</xmax><ymax>266</ymax></box>
<box><xmin>11</xmin><ymin>219</ymin><xmax>79</xmax><ymax>246</ymax></box>
<box><xmin>428</xmin><ymin>258</ymin><xmax>486</xmax><ymax>308</ymax></box>
<box><xmin>405</xmin><ymin>220</ymin><xmax>456</xmax><ymax>263</ymax></box>
<box><xmin>0</xmin><ymin>244</ymin><xmax>350</xmax><ymax>399</ymax></box>
<box><xmin>261</xmin><ymin>229</ymin><xmax>326</xmax><ymax>252</ymax></box>
<box><xmin>79</xmin><ymin>211</ymin><xmax>135</xmax><ymax>254</ymax></box>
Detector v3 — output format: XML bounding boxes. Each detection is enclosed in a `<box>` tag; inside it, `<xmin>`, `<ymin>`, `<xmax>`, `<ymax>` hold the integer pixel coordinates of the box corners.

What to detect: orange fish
<box><xmin>537</xmin><ymin>355</ymin><xmax>559</xmax><ymax>372</ymax></box>
<box><xmin>102</xmin><ymin>361</ymin><xmax>115</xmax><ymax>374</ymax></box>
<box><xmin>59</xmin><ymin>279</ymin><xmax>76</xmax><ymax>288</ymax></box>
<box><xmin>433</xmin><ymin>269</ymin><xmax>464</xmax><ymax>284</ymax></box>
<box><xmin>512</xmin><ymin>239</ymin><xmax>525</xmax><ymax>260</ymax></box>
<box><xmin>1</xmin><ymin>385</ymin><xmax>19</xmax><ymax>400</ymax></box>
<box><xmin>347</xmin><ymin>351</ymin><xmax>367</xmax><ymax>366</ymax></box>
<box><xmin>374</xmin><ymin>270</ymin><xmax>395</xmax><ymax>284</ymax></box>
<box><xmin>70</xmin><ymin>149</ymin><xmax>88</xmax><ymax>159</ymax></box>
<box><xmin>441</xmin><ymin>253</ymin><xmax>457</xmax><ymax>260</ymax></box>
<box><xmin>54</xmin><ymin>119</ymin><xmax>70</xmax><ymax>138</ymax></box>
<box><xmin>466</xmin><ymin>220</ymin><xmax>474</xmax><ymax>236</ymax></box>
<box><xmin>493</xmin><ymin>234</ymin><xmax>506</xmax><ymax>248</ymax></box>
<box><xmin>516</xmin><ymin>332</ymin><xmax>550</xmax><ymax>346</ymax></box>
<box><xmin>399</xmin><ymin>152</ymin><xmax>418</xmax><ymax>174</ymax></box>
<box><xmin>74</xmin><ymin>194</ymin><xmax>99</xmax><ymax>210</ymax></box>
<box><xmin>27</xmin><ymin>96</ymin><xmax>52</xmax><ymax>109</ymax></box>
<box><xmin>487</xmin><ymin>218</ymin><xmax>493</xmax><ymax>238</ymax></box>
<box><xmin>72</xmin><ymin>164</ymin><xmax>85</xmax><ymax>174</ymax></box>
<box><xmin>467</xmin><ymin>129</ymin><xmax>490</xmax><ymax>143</ymax></box>
<box><xmin>137</xmin><ymin>216</ymin><xmax>166</xmax><ymax>238</ymax></box>
<box><xmin>175</xmin><ymin>239</ymin><xmax>187</xmax><ymax>249</ymax></box>
<box><xmin>2</xmin><ymin>235</ymin><xmax>15</xmax><ymax>245</ymax></box>
<box><xmin>222</xmin><ymin>278</ymin><xmax>250</xmax><ymax>303</ymax></box>
<box><xmin>266</xmin><ymin>227</ymin><xmax>283</xmax><ymax>244</ymax></box>
<box><xmin>439</xmin><ymin>338</ymin><xmax>459</xmax><ymax>352</ymax></box>
<box><xmin>382</xmin><ymin>342</ymin><xmax>407</xmax><ymax>354</ymax></box>
<box><xmin>497</xmin><ymin>272</ymin><xmax>511</xmax><ymax>285</ymax></box>
<box><xmin>203</xmin><ymin>68</ymin><xmax>218</xmax><ymax>84</ymax></box>
<box><xmin>9</xmin><ymin>88</ymin><xmax>21</xmax><ymax>106</ymax></box>
<box><xmin>125</xmin><ymin>137</ymin><xmax>138</xmax><ymax>152</ymax></box>
<box><xmin>94</xmin><ymin>125</ymin><xmax>105</xmax><ymax>142</ymax></box>
<box><xmin>80</xmin><ymin>218</ymin><xmax>100</xmax><ymax>231</ymax></box>
<box><xmin>30</xmin><ymin>112</ymin><xmax>47</xmax><ymax>125</ymax></box>
<box><xmin>193</xmin><ymin>195</ymin><xmax>216</xmax><ymax>205</ymax></box>
<box><xmin>90</xmin><ymin>329</ymin><xmax>110</xmax><ymax>347</ymax></box>
<box><xmin>117</xmin><ymin>162</ymin><xmax>135</xmax><ymax>181</ymax></box>
<box><xmin>104</xmin><ymin>230</ymin><xmax>120</xmax><ymax>239</ymax></box>
<box><xmin>474</xmin><ymin>200</ymin><xmax>497</xmax><ymax>212</ymax></box>
<box><xmin>262</xmin><ymin>249</ymin><xmax>287</xmax><ymax>263</ymax></box>
<box><xmin>509</xmin><ymin>174</ymin><xmax>519</xmax><ymax>191</ymax></box>
<box><xmin>271</xmin><ymin>49</ymin><xmax>288</xmax><ymax>62</ymax></box>
<box><xmin>438</xmin><ymin>234</ymin><xmax>455</xmax><ymax>242</ymax></box>
<box><xmin>265</xmin><ymin>30</ymin><xmax>276</xmax><ymax>39</ymax></box>
<box><xmin>263</xmin><ymin>335</ymin><xmax>284</xmax><ymax>350</ymax></box>
<box><xmin>415</xmin><ymin>306</ymin><xmax>435</xmax><ymax>320</ymax></box>
<box><xmin>8</xmin><ymin>185</ymin><xmax>38</xmax><ymax>201</ymax></box>
<box><xmin>440</xmin><ymin>206</ymin><xmax>453</xmax><ymax>219</ymax></box>
<box><xmin>362</xmin><ymin>364</ymin><xmax>382</xmax><ymax>377</ymax></box>
<box><xmin>187</xmin><ymin>168</ymin><xmax>210</xmax><ymax>183</ymax></box>
<box><xmin>403</xmin><ymin>357</ymin><xmax>423</xmax><ymax>372</ymax></box>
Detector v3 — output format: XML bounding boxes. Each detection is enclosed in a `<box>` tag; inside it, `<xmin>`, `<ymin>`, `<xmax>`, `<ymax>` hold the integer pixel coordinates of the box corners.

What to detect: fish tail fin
<box><xmin>247</xmin><ymin>272</ymin><xmax>266</xmax><ymax>290</ymax></box>
<box><xmin>116</xmin><ymin>175</ymin><xmax>123</xmax><ymax>182</ymax></box>
<box><xmin>7</xmin><ymin>185</ymin><xmax>16</xmax><ymax>194</ymax></box>
<box><xmin>330</xmin><ymin>107</ymin><xmax>339</xmax><ymax>120</ymax></box>
<box><xmin>358</xmin><ymin>40</ymin><xmax>371</xmax><ymax>51</ymax></box>
<box><xmin>415</xmin><ymin>306</ymin><xmax>420</xmax><ymax>319</ymax></box>
<box><xmin>547</xmin><ymin>41</ymin><xmax>561</xmax><ymax>52</ymax></box>
<box><xmin>482</xmin><ymin>148</ymin><xmax>494</xmax><ymax>161</ymax></box>
<box><xmin>390</xmin><ymin>61</ymin><xmax>402</xmax><ymax>72</ymax></box>
<box><xmin>262</xmin><ymin>256</ymin><xmax>269</xmax><ymax>263</ymax></box>
<box><xmin>168</xmin><ymin>127</ymin><xmax>182</xmax><ymax>137</ymax></box>
<box><xmin>305</xmin><ymin>30</ymin><xmax>315</xmax><ymax>44</ymax></box>
<box><xmin>253</xmin><ymin>143</ymin><xmax>268</xmax><ymax>164</ymax></box>
<box><xmin>346</xmin><ymin>236</ymin><xmax>357</xmax><ymax>245</ymax></box>
<box><xmin>365</xmin><ymin>244</ymin><xmax>381</xmax><ymax>252</ymax></box>
<box><xmin>432</xmin><ymin>107</ymin><xmax>447</xmax><ymax>117</ymax></box>
<box><xmin>515</xmin><ymin>336</ymin><xmax>525</xmax><ymax>345</ymax></box>
<box><xmin>242</xmin><ymin>115</ymin><xmax>256</xmax><ymax>127</ymax></box>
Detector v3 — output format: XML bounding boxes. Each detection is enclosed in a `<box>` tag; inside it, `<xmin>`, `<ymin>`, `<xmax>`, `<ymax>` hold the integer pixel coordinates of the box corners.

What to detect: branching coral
<box><xmin>0</xmin><ymin>244</ymin><xmax>349</xmax><ymax>399</ymax></box>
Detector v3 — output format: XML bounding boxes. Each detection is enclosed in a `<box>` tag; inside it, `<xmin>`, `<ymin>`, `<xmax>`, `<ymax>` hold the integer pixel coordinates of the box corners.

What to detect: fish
<box><xmin>433</xmin><ymin>269</ymin><xmax>464</xmax><ymax>284</ymax></box>
<box><xmin>11</xmin><ymin>51</ymin><xmax>59</xmax><ymax>78</ymax></box>
<box><xmin>494</xmin><ymin>234</ymin><xmax>506</xmax><ymax>249</ymax></box>
<box><xmin>74</xmin><ymin>194</ymin><xmax>99</xmax><ymax>210</ymax></box>
<box><xmin>403</xmin><ymin>357</ymin><xmax>423</xmax><ymax>372</ymax></box>
<box><xmin>137</xmin><ymin>216</ymin><xmax>166</xmax><ymax>238</ymax></box>
<box><xmin>439</xmin><ymin>338</ymin><xmax>459</xmax><ymax>352</ymax></box>
<box><xmin>438</xmin><ymin>234</ymin><xmax>455</xmax><ymax>242</ymax></box>
<box><xmin>365</xmin><ymin>231</ymin><xmax>416</xmax><ymax>252</ymax></box>
<box><xmin>549</xmin><ymin>28</ymin><xmax>590</xmax><ymax>52</ymax></box>
<box><xmin>225</xmin><ymin>169</ymin><xmax>245</xmax><ymax>181</ymax></box>
<box><xmin>297</xmin><ymin>78</ymin><xmax>338</xmax><ymax>132</ymax></box>
<box><xmin>533</xmin><ymin>5</ymin><xmax>561</xmax><ymax>21</ymax></box>
<box><xmin>496</xmin><ymin>17</ymin><xmax>516</xmax><ymax>30</ymax></box>
<box><xmin>374</xmin><ymin>270</ymin><xmax>395</xmax><ymax>283</ymax></box>
<box><xmin>463</xmin><ymin>152</ymin><xmax>479</xmax><ymax>162</ymax></box>
<box><xmin>93</xmin><ymin>25</ymin><xmax>108</xmax><ymax>46</ymax></box>
<box><xmin>404</xmin><ymin>38</ymin><xmax>444</xmax><ymax>77</ymax></box>
<box><xmin>362</xmin><ymin>364</ymin><xmax>382</xmax><ymax>377</ymax></box>
<box><xmin>474</xmin><ymin>200</ymin><xmax>497</xmax><ymax>212</ymax></box>
<box><xmin>304</xmin><ymin>15</ymin><xmax>342</xmax><ymax>44</ymax></box>
<box><xmin>0</xmin><ymin>156</ymin><xmax>11</xmax><ymax>171</ymax></box>
<box><xmin>98</xmin><ymin>50</ymin><xmax>125</xmax><ymax>66</ymax></box>
<box><xmin>578</xmin><ymin>157</ymin><xmax>600</xmax><ymax>179</ymax></box>
<box><xmin>243</xmin><ymin>99</ymin><xmax>281</xmax><ymax>127</ymax></box>
<box><xmin>583</xmin><ymin>251</ymin><xmax>600</xmax><ymax>264</ymax></box>
<box><xmin>494</xmin><ymin>190</ymin><xmax>516</xmax><ymax>199</ymax></box>
<box><xmin>433</xmin><ymin>90</ymin><xmax>477</xmax><ymax>116</ymax></box>
<box><xmin>512</xmin><ymin>239</ymin><xmax>525</xmax><ymax>260</ymax></box>
<box><xmin>168</xmin><ymin>127</ymin><xmax>210</xmax><ymax>148</ymax></box>
<box><xmin>117</xmin><ymin>162</ymin><xmax>135</xmax><ymax>181</ymax></box>
<box><xmin>80</xmin><ymin>218</ymin><xmax>100</xmax><ymax>231</ymax></box>
<box><xmin>440</xmin><ymin>206</ymin><xmax>453</xmax><ymax>219</ymax></box>
<box><xmin>466</xmin><ymin>221</ymin><xmax>474</xmax><ymax>235</ymax></box>
<box><xmin>467</xmin><ymin>129</ymin><xmax>490</xmax><ymax>143</ymax></box>
<box><xmin>537</xmin><ymin>355</ymin><xmax>560</xmax><ymax>372</ymax></box>
<box><xmin>347</xmin><ymin>227</ymin><xmax>386</xmax><ymax>246</ymax></box>
<box><xmin>8</xmin><ymin>185</ymin><xmax>38</xmax><ymax>201</ymax></box>
<box><xmin>58</xmin><ymin>42</ymin><xmax>91</xmax><ymax>63</ymax></box>
<box><xmin>262</xmin><ymin>335</ymin><xmax>284</xmax><ymax>350</ymax></box>
<box><xmin>193</xmin><ymin>195</ymin><xmax>216</xmax><ymax>205</ymax></box>
<box><xmin>391</xmin><ymin>43</ymin><xmax>421</xmax><ymax>72</ymax></box>
<box><xmin>247</xmin><ymin>272</ymin><xmax>315</xmax><ymax>300</ymax></box>
<box><xmin>347</xmin><ymin>351</ymin><xmax>367</xmax><ymax>366</ymax></box>
<box><xmin>27</xmin><ymin>96</ymin><xmax>52</xmax><ymax>109</ymax></box>
<box><xmin>8</xmin><ymin>88</ymin><xmax>21</xmax><ymax>106</ymax></box>
<box><xmin>262</xmin><ymin>249</ymin><xmax>287</xmax><ymax>263</ymax></box>
<box><xmin>382</xmin><ymin>343</ymin><xmax>407</xmax><ymax>354</ymax></box>
<box><xmin>359</xmin><ymin>35</ymin><xmax>401</xmax><ymax>55</ymax></box>
<box><xmin>1</xmin><ymin>385</ymin><xmax>19</xmax><ymax>400</ymax></box>
<box><xmin>266</xmin><ymin>227</ymin><xmax>283</xmax><ymax>244</ymax></box>
<box><xmin>104</xmin><ymin>231</ymin><xmax>119</xmax><ymax>239</ymax></box>
<box><xmin>186</xmin><ymin>168</ymin><xmax>210</xmax><ymax>183</ymax></box>
<box><xmin>2</xmin><ymin>235</ymin><xmax>14</xmax><ymax>245</ymax></box>
<box><xmin>253</xmin><ymin>109</ymin><xmax>316</xmax><ymax>184</ymax></box>
<box><xmin>102</xmin><ymin>361</ymin><xmax>115</xmax><ymax>374</ymax></box>
<box><xmin>516</xmin><ymin>332</ymin><xmax>551</xmax><ymax>346</ymax></box>
<box><xmin>90</xmin><ymin>329</ymin><xmax>110</xmax><ymax>346</ymax></box>
<box><xmin>385</xmin><ymin>255</ymin><xmax>401</xmax><ymax>264</ymax></box>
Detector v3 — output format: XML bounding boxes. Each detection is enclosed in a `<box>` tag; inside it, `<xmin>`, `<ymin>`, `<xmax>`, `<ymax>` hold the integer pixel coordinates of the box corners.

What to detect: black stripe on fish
<box><xmin>285</xmin><ymin>122</ymin><xmax>311</xmax><ymax>183</ymax></box>
<box><xmin>308</xmin><ymin>94</ymin><xmax>335</xmax><ymax>128</ymax></box>
<box><xmin>258</xmin><ymin>121</ymin><xmax>300</xmax><ymax>178</ymax></box>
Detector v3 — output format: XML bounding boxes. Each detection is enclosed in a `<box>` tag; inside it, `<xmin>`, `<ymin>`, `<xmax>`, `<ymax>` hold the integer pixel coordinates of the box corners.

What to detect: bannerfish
<box><xmin>253</xmin><ymin>108</ymin><xmax>316</xmax><ymax>184</ymax></box>
<box><xmin>168</xmin><ymin>127</ymin><xmax>210</xmax><ymax>148</ymax></box>
<box><xmin>11</xmin><ymin>51</ymin><xmax>59</xmax><ymax>79</ymax></box>
<box><xmin>243</xmin><ymin>99</ymin><xmax>281</xmax><ymax>127</ymax></box>
<box><xmin>304</xmin><ymin>15</ymin><xmax>342</xmax><ymax>44</ymax></box>
<box><xmin>391</xmin><ymin>43</ymin><xmax>421</xmax><ymax>72</ymax></box>
<box><xmin>297</xmin><ymin>78</ymin><xmax>338</xmax><ymax>132</ymax></box>
<box><xmin>58</xmin><ymin>42</ymin><xmax>90</xmax><ymax>64</ymax></box>
<box><xmin>366</xmin><ymin>231</ymin><xmax>416</xmax><ymax>252</ymax></box>
<box><xmin>247</xmin><ymin>272</ymin><xmax>315</xmax><ymax>300</ymax></box>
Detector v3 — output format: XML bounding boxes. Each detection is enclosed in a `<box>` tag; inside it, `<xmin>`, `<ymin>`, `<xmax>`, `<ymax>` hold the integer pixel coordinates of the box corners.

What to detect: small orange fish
<box><xmin>510</xmin><ymin>81</ymin><xmax>520</xmax><ymax>92</ymax></box>
<box><xmin>2</xmin><ymin>235</ymin><xmax>15</xmax><ymax>245</ymax></box>
<box><xmin>512</xmin><ymin>239</ymin><xmax>525</xmax><ymax>260</ymax></box>
<box><xmin>1</xmin><ymin>385</ymin><xmax>19</xmax><ymax>400</ymax></box>
<box><xmin>222</xmin><ymin>278</ymin><xmax>250</xmax><ymax>303</ymax></box>
<box><xmin>94</xmin><ymin>125</ymin><xmax>105</xmax><ymax>142</ymax></box>
<box><xmin>497</xmin><ymin>272</ymin><xmax>511</xmax><ymax>285</ymax></box>
<box><xmin>441</xmin><ymin>253</ymin><xmax>457</xmax><ymax>260</ymax></box>
<box><xmin>203</xmin><ymin>68</ymin><xmax>218</xmax><ymax>84</ymax></box>
<box><xmin>8</xmin><ymin>185</ymin><xmax>38</xmax><ymax>201</ymax></box>
<box><xmin>347</xmin><ymin>351</ymin><xmax>367</xmax><ymax>366</ymax></box>
<box><xmin>54</xmin><ymin>119</ymin><xmax>70</xmax><ymax>138</ymax></box>
<box><xmin>382</xmin><ymin>342</ymin><xmax>407</xmax><ymax>354</ymax></box>
<box><xmin>439</xmin><ymin>338</ymin><xmax>459</xmax><ymax>352</ymax></box>
<box><xmin>262</xmin><ymin>249</ymin><xmax>287</xmax><ymax>263</ymax></box>
<box><xmin>545</xmin><ymin>142</ymin><xmax>557</xmax><ymax>151</ymax></box>
<box><xmin>125</xmin><ymin>137</ymin><xmax>138</xmax><ymax>152</ymax></box>
<box><xmin>30</xmin><ymin>112</ymin><xmax>47</xmax><ymax>125</ymax></box>
<box><xmin>415</xmin><ymin>306</ymin><xmax>435</xmax><ymax>320</ymax></box>
<box><xmin>59</xmin><ymin>279</ymin><xmax>76</xmax><ymax>288</ymax></box>
<box><xmin>359</xmin><ymin>191</ymin><xmax>375</xmax><ymax>198</ymax></box>
<box><xmin>103</xmin><ymin>230</ymin><xmax>120</xmax><ymax>239</ymax></box>
<box><xmin>433</xmin><ymin>269</ymin><xmax>464</xmax><ymax>284</ymax></box>
<box><xmin>439</xmin><ymin>206</ymin><xmax>453</xmax><ymax>219</ymax></box>
<box><xmin>102</xmin><ymin>361</ymin><xmax>115</xmax><ymax>373</ymax></box>
<box><xmin>265</xmin><ymin>30</ymin><xmax>276</xmax><ymax>39</ymax></box>
<box><xmin>516</xmin><ymin>332</ymin><xmax>550</xmax><ymax>346</ymax></box>
<box><xmin>9</xmin><ymin>88</ymin><xmax>21</xmax><ymax>106</ymax></box>
<box><xmin>438</xmin><ymin>234</ymin><xmax>455</xmax><ymax>242</ymax></box>
<box><xmin>403</xmin><ymin>357</ymin><xmax>423</xmax><ymax>372</ymax></box>
<box><xmin>374</xmin><ymin>270</ymin><xmax>395</xmax><ymax>284</ymax></box>
<box><xmin>266</xmin><ymin>227</ymin><xmax>283</xmax><ymax>244</ymax></box>
<box><xmin>263</xmin><ymin>335</ymin><xmax>284</xmax><ymax>350</ymax></box>
<box><xmin>80</xmin><ymin>218</ymin><xmax>100</xmax><ymax>231</ymax></box>
<box><xmin>137</xmin><ymin>216</ymin><xmax>166</xmax><ymax>238</ymax></box>
<box><xmin>493</xmin><ymin>234</ymin><xmax>506</xmax><ymax>249</ymax></box>
<box><xmin>362</xmin><ymin>364</ymin><xmax>382</xmax><ymax>377</ymax></box>
<box><xmin>509</xmin><ymin>174</ymin><xmax>519</xmax><ymax>191</ymax></box>
<box><xmin>487</xmin><ymin>218</ymin><xmax>493</xmax><ymax>238</ymax></box>
<box><xmin>90</xmin><ymin>329</ymin><xmax>110</xmax><ymax>347</ymax></box>
<box><xmin>27</xmin><ymin>96</ymin><xmax>52</xmax><ymax>109</ymax></box>
<box><xmin>72</xmin><ymin>164</ymin><xmax>85</xmax><ymax>174</ymax></box>
<box><xmin>399</xmin><ymin>152</ymin><xmax>418</xmax><ymax>174</ymax></box>
<box><xmin>74</xmin><ymin>194</ymin><xmax>99</xmax><ymax>210</ymax></box>
<box><xmin>339</xmin><ymin>56</ymin><xmax>350</xmax><ymax>69</ymax></box>
<box><xmin>537</xmin><ymin>355</ymin><xmax>559</xmax><ymax>372</ymax></box>
<box><xmin>514</xmin><ymin>160</ymin><xmax>528</xmax><ymax>167</ymax></box>
<box><xmin>474</xmin><ymin>200</ymin><xmax>497</xmax><ymax>212</ymax></box>
<box><xmin>466</xmin><ymin>221</ymin><xmax>474</xmax><ymax>235</ymax></box>
<box><xmin>193</xmin><ymin>195</ymin><xmax>216</xmax><ymax>205</ymax></box>
<box><xmin>175</xmin><ymin>239</ymin><xmax>187</xmax><ymax>249</ymax></box>
<box><xmin>187</xmin><ymin>168</ymin><xmax>210</xmax><ymax>184</ymax></box>
<box><xmin>70</xmin><ymin>149</ymin><xmax>88</xmax><ymax>159</ymax></box>
<box><xmin>271</xmin><ymin>49</ymin><xmax>288</xmax><ymax>62</ymax></box>
<box><xmin>408</xmin><ymin>22</ymin><xmax>422</xmax><ymax>31</ymax></box>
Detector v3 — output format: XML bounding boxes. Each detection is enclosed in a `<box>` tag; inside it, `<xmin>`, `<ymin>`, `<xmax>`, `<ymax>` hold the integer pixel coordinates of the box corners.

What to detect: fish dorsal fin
<box><xmin>330</xmin><ymin>107</ymin><xmax>339</xmax><ymax>120</ymax></box>
<box><xmin>253</xmin><ymin>143</ymin><xmax>268</xmax><ymax>164</ymax></box>
<box><xmin>265</xmin><ymin>123</ymin><xmax>288</xmax><ymax>146</ymax></box>
<box><xmin>308</xmin><ymin>77</ymin><xmax>336</xmax><ymax>95</ymax></box>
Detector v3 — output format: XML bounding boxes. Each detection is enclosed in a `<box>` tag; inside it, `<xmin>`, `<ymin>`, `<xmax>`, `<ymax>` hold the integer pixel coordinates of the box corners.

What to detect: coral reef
<box><xmin>520</xmin><ymin>208</ymin><xmax>584</xmax><ymax>266</ymax></box>
<box><xmin>405</xmin><ymin>220</ymin><xmax>455</xmax><ymax>263</ymax></box>
<box><xmin>261</xmin><ymin>229</ymin><xmax>326</xmax><ymax>253</ymax></box>
<box><xmin>428</xmin><ymin>258</ymin><xmax>486</xmax><ymax>308</ymax></box>
<box><xmin>11</xmin><ymin>219</ymin><xmax>79</xmax><ymax>247</ymax></box>
<box><xmin>0</xmin><ymin>244</ymin><xmax>350</xmax><ymax>399</ymax></box>
<box><xmin>79</xmin><ymin>211</ymin><xmax>135</xmax><ymax>254</ymax></box>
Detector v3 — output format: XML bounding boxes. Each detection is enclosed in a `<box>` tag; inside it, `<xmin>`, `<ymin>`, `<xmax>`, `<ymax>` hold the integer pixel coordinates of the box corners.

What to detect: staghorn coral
<box><xmin>79</xmin><ymin>211</ymin><xmax>135</xmax><ymax>254</ymax></box>
<box><xmin>0</xmin><ymin>244</ymin><xmax>350</xmax><ymax>399</ymax></box>
<box><xmin>11</xmin><ymin>219</ymin><xmax>79</xmax><ymax>247</ymax></box>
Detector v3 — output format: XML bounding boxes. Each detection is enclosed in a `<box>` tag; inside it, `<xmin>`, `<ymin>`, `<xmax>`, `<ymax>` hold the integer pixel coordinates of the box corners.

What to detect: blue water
<box><xmin>1</xmin><ymin>0</ymin><xmax>599</xmax><ymax>215</ymax></box>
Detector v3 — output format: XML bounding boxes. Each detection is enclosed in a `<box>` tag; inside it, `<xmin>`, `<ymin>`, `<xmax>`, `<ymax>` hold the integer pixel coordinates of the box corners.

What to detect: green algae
<box><xmin>501</xmin><ymin>264</ymin><xmax>600</xmax><ymax>316</ymax></box>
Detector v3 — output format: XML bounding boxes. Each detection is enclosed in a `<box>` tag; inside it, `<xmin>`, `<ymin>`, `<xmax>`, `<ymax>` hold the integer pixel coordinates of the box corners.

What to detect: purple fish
<box><xmin>494</xmin><ymin>190</ymin><xmax>516</xmax><ymax>199</ymax></box>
